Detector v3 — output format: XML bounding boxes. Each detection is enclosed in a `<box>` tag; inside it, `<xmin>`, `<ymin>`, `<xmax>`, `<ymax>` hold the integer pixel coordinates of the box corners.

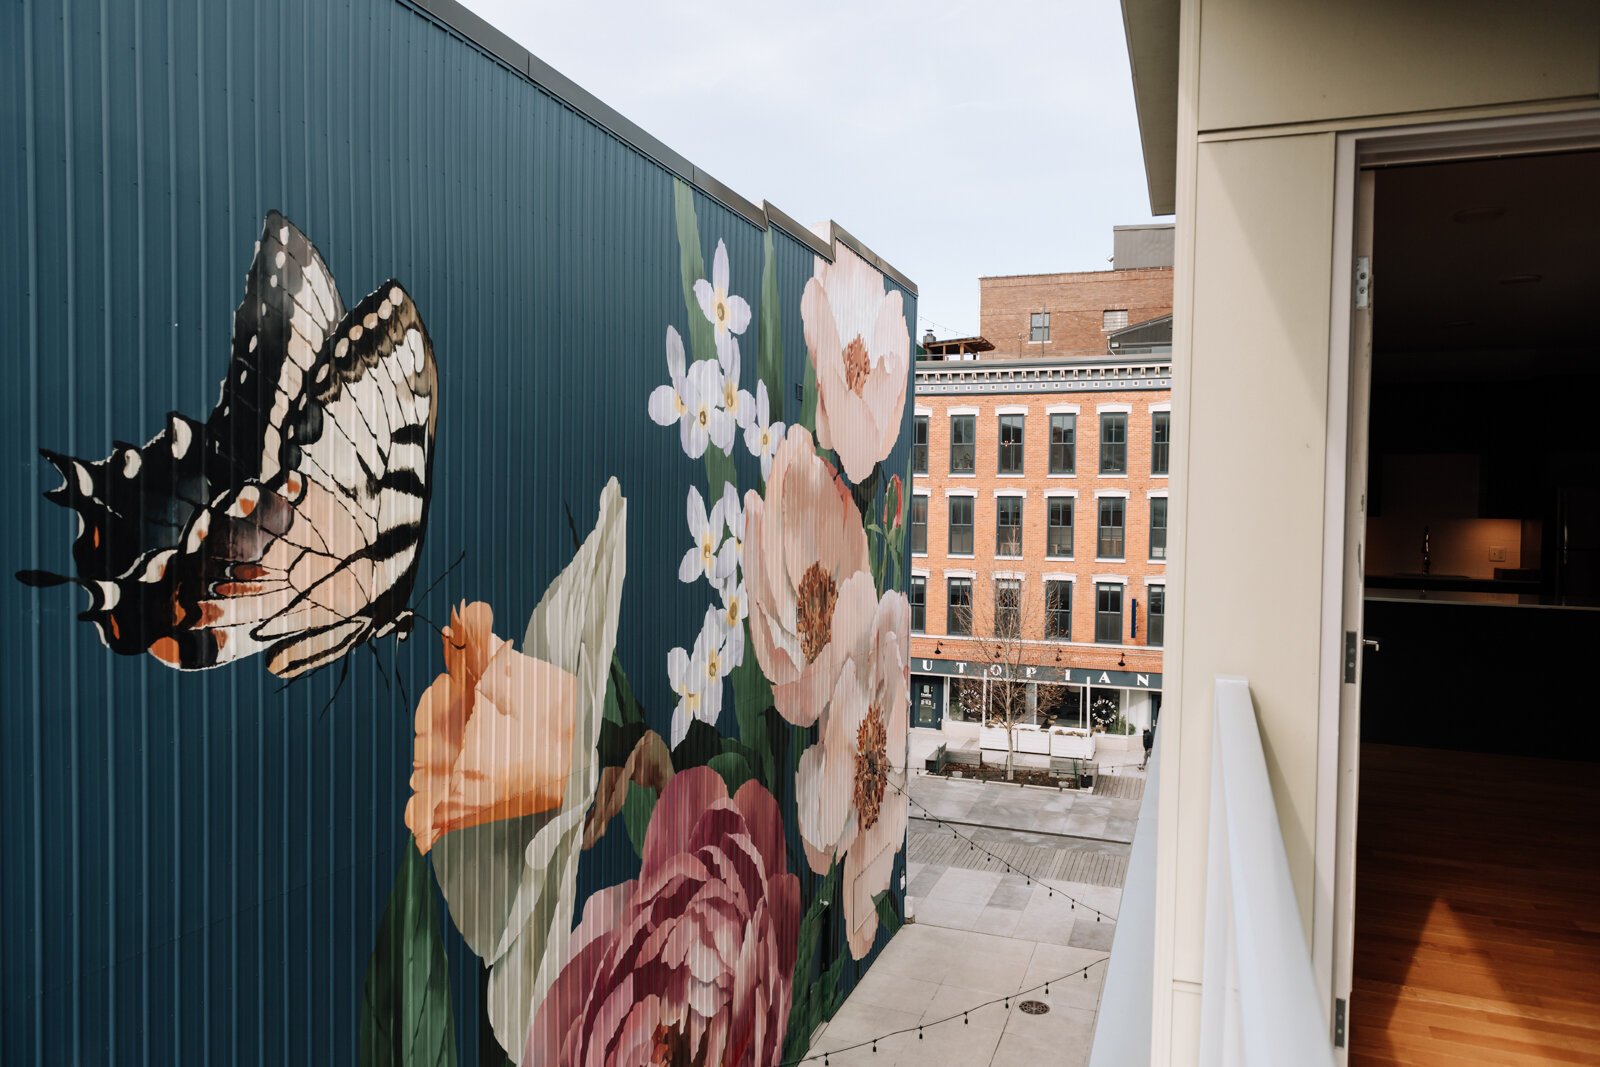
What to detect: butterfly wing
<box><xmin>23</xmin><ymin>213</ymin><xmax>437</xmax><ymax>679</ymax></box>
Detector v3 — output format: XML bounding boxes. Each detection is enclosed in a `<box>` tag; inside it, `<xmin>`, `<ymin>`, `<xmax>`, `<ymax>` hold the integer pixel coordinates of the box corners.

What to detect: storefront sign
<box><xmin>912</xmin><ymin>657</ymin><xmax>1161</xmax><ymax>690</ymax></box>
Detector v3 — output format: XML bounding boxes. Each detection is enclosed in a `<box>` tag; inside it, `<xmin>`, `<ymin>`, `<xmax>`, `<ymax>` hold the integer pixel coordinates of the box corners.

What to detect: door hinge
<box><xmin>1334</xmin><ymin>996</ymin><xmax>1347</xmax><ymax>1047</ymax></box>
<box><xmin>1344</xmin><ymin>632</ymin><xmax>1358</xmax><ymax>684</ymax></box>
<box><xmin>1354</xmin><ymin>257</ymin><xmax>1371</xmax><ymax>309</ymax></box>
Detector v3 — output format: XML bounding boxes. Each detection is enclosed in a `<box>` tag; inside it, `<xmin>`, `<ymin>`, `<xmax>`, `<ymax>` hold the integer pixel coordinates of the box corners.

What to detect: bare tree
<box><xmin>950</xmin><ymin>579</ymin><xmax>1067</xmax><ymax>780</ymax></box>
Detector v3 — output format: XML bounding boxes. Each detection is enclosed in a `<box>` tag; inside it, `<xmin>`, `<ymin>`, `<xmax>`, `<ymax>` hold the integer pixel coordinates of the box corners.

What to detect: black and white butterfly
<box><xmin>18</xmin><ymin>211</ymin><xmax>438</xmax><ymax>679</ymax></box>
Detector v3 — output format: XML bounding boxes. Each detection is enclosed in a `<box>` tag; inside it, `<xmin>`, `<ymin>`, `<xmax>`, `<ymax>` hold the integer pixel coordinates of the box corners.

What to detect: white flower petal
<box><xmin>686</xmin><ymin>485</ymin><xmax>710</xmax><ymax>537</ymax></box>
<box><xmin>726</xmin><ymin>294</ymin><xmax>752</xmax><ymax>336</ymax></box>
<box><xmin>693</xmin><ymin>278</ymin><xmax>717</xmax><ymax>326</ymax></box>
<box><xmin>735</xmin><ymin>389</ymin><xmax>758</xmax><ymax>431</ymax></box>
<box><xmin>667</xmin><ymin>646</ymin><xmax>691</xmax><ymax>690</ymax></box>
<box><xmin>712</xmin><ymin>239</ymin><xmax>730</xmax><ymax>296</ymax></box>
<box><xmin>679</xmin><ymin>544</ymin><xmax>703</xmax><ymax>583</ymax></box>
<box><xmin>665</xmin><ymin>325</ymin><xmax>686</xmax><ymax>381</ymax></box>
<box><xmin>754</xmin><ymin>380</ymin><xmax>771</xmax><ymax>427</ymax></box>
<box><xmin>648</xmin><ymin>384</ymin><xmax>682</xmax><ymax>426</ymax></box>
<box><xmin>681</xmin><ymin>415</ymin><xmax>709</xmax><ymax>458</ymax></box>
<box><xmin>708</xmin><ymin>409</ymin><xmax>735</xmax><ymax>453</ymax></box>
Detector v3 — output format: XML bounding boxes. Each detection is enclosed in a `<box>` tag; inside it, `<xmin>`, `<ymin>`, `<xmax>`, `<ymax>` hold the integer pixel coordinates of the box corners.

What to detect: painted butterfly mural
<box><xmin>17</xmin><ymin>211</ymin><xmax>438</xmax><ymax>679</ymax></box>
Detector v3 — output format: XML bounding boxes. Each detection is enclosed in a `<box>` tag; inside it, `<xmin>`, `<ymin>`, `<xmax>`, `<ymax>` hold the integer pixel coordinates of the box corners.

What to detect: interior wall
<box><xmin>1366</xmin><ymin>516</ymin><xmax>1522</xmax><ymax>578</ymax></box>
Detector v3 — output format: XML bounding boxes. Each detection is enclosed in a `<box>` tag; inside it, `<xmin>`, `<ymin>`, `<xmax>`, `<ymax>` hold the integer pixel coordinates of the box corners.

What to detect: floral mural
<box><xmin>15</xmin><ymin>175</ymin><xmax>910</xmax><ymax>1063</ymax></box>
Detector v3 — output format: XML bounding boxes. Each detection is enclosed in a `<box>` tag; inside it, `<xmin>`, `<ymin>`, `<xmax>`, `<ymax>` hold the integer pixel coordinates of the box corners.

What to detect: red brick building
<box><xmin>910</xmin><ymin>227</ymin><xmax>1173</xmax><ymax>755</ymax></box>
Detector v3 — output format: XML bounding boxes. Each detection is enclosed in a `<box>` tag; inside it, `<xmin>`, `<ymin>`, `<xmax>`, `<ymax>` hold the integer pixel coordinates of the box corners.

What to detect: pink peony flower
<box><xmin>801</xmin><ymin>246</ymin><xmax>911</xmax><ymax>484</ymax></box>
<box><xmin>525</xmin><ymin>767</ymin><xmax>800</xmax><ymax>1067</ymax></box>
<box><xmin>743</xmin><ymin>425</ymin><xmax>872</xmax><ymax>727</ymax></box>
<box><xmin>794</xmin><ymin>589</ymin><xmax>911</xmax><ymax>958</ymax></box>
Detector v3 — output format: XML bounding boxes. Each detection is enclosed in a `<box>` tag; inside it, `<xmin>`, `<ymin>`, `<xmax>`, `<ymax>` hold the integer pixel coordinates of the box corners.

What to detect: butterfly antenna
<box><xmin>414</xmin><ymin>550</ymin><xmax>467</xmax><ymax>606</ymax></box>
<box><xmin>366</xmin><ymin>641</ymin><xmax>392</xmax><ymax>695</ymax></box>
<box><xmin>317</xmin><ymin>653</ymin><xmax>353</xmax><ymax>721</ymax></box>
<box><xmin>392</xmin><ymin>641</ymin><xmax>413</xmax><ymax>717</ymax></box>
<box><xmin>411</xmin><ymin>612</ymin><xmax>466</xmax><ymax>651</ymax></box>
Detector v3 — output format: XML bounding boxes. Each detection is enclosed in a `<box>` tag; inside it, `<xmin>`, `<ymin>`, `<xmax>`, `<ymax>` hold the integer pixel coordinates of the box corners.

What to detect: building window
<box><xmin>998</xmin><ymin>414</ymin><xmax>1024</xmax><ymax>473</ymax></box>
<box><xmin>995</xmin><ymin>578</ymin><xmax>1021</xmax><ymax>637</ymax></box>
<box><xmin>948</xmin><ymin>496</ymin><xmax>974</xmax><ymax>555</ymax></box>
<box><xmin>1047</xmin><ymin>497</ymin><xmax>1074</xmax><ymax>558</ymax></box>
<box><xmin>1103</xmin><ymin>309</ymin><xmax>1128</xmax><ymax>332</ymax></box>
<box><xmin>1095</xmin><ymin>583</ymin><xmax>1124</xmax><ymax>644</ymax></box>
<box><xmin>1030</xmin><ymin>311</ymin><xmax>1050</xmax><ymax>342</ymax></box>
<box><xmin>1045</xmin><ymin>580</ymin><xmax>1072</xmax><ymax>639</ymax></box>
<box><xmin>995</xmin><ymin>496</ymin><xmax>1023</xmax><ymax>557</ymax></box>
<box><xmin>1098</xmin><ymin>497</ymin><xmax>1125</xmax><ymax>559</ymax></box>
<box><xmin>950</xmin><ymin>414</ymin><xmax>975</xmax><ymax>473</ymax></box>
<box><xmin>1100</xmin><ymin>412</ymin><xmax>1127</xmax><ymax>474</ymax></box>
<box><xmin>1147</xmin><ymin>585</ymin><xmax>1165</xmax><ymax>647</ymax></box>
<box><xmin>910</xmin><ymin>495</ymin><xmax>928</xmax><ymax>555</ymax></box>
<box><xmin>1049</xmin><ymin>413</ymin><xmax>1076</xmax><ymax>474</ymax></box>
<box><xmin>910</xmin><ymin>575</ymin><xmax>927</xmax><ymax>633</ymax></box>
<box><xmin>913</xmin><ymin>415</ymin><xmax>929</xmax><ymax>475</ymax></box>
<box><xmin>1152</xmin><ymin>410</ymin><xmax>1170</xmax><ymax>475</ymax></box>
<box><xmin>947</xmin><ymin>577</ymin><xmax>973</xmax><ymax>635</ymax></box>
<box><xmin>1150</xmin><ymin>497</ymin><xmax>1168</xmax><ymax>561</ymax></box>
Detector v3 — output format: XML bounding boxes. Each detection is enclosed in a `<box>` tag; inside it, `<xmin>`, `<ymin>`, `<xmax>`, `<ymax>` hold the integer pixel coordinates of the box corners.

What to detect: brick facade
<box><xmin>910</xmin><ymin>383</ymin><xmax>1169</xmax><ymax>681</ymax></box>
<box><xmin>978</xmin><ymin>268</ymin><xmax>1173</xmax><ymax>358</ymax></box>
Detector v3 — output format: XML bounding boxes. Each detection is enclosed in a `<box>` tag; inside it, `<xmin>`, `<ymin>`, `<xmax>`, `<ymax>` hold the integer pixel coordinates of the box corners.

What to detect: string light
<box><xmin>779</xmin><ymin>958</ymin><xmax>1110</xmax><ymax>1064</ymax></box>
<box><xmin>893</xmin><ymin>780</ymin><xmax>1115</xmax><ymax>924</ymax></box>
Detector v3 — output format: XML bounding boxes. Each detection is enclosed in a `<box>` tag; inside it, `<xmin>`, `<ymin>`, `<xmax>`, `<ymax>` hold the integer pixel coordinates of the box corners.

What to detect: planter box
<box><xmin>1050</xmin><ymin>730</ymin><xmax>1096</xmax><ymax>759</ymax></box>
<box><xmin>1095</xmin><ymin>732</ymin><xmax>1139</xmax><ymax>753</ymax></box>
<box><xmin>978</xmin><ymin>724</ymin><xmax>1052</xmax><ymax>755</ymax></box>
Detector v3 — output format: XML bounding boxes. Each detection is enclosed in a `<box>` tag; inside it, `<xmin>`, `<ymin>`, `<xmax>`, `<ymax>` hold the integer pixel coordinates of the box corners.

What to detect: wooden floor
<box><xmin>1351</xmin><ymin>744</ymin><xmax>1600</xmax><ymax>1065</ymax></box>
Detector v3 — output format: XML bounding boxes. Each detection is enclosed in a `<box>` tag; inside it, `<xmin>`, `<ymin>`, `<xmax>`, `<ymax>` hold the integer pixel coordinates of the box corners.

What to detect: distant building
<box><xmin>977</xmin><ymin>225</ymin><xmax>1174</xmax><ymax>360</ymax></box>
<box><xmin>909</xmin><ymin>230</ymin><xmax>1174</xmax><ymax>753</ymax></box>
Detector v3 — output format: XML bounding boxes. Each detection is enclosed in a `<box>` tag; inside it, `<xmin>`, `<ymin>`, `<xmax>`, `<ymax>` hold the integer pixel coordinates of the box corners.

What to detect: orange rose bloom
<box><xmin>405</xmin><ymin>601</ymin><xmax>578</xmax><ymax>855</ymax></box>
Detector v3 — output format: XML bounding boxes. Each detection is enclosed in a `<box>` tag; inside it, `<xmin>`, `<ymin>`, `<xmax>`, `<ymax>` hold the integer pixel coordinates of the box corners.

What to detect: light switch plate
<box><xmin>1489</xmin><ymin>546</ymin><xmax>1507</xmax><ymax>562</ymax></box>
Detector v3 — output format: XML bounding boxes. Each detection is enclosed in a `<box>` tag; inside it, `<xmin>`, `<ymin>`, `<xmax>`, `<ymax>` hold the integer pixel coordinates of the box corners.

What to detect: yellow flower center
<box><xmin>706</xmin><ymin>647</ymin><xmax>721</xmax><ymax>680</ymax></box>
<box><xmin>855</xmin><ymin>704</ymin><xmax>889</xmax><ymax>831</ymax></box>
<box><xmin>760</xmin><ymin>428</ymin><xmax>770</xmax><ymax>448</ymax></box>
<box><xmin>674</xmin><ymin>393</ymin><xmax>686</xmax><ymax>415</ymax></box>
<box><xmin>796</xmin><ymin>562</ymin><xmax>838</xmax><ymax>663</ymax></box>
<box><xmin>700</xmin><ymin>534</ymin><xmax>715</xmax><ymax>569</ymax></box>
<box><xmin>844</xmin><ymin>335</ymin><xmax>871</xmax><ymax>395</ymax></box>
<box><xmin>698</xmin><ymin>406</ymin><xmax>709</xmax><ymax>428</ymax></box>
<box><xmin>724</xmin><ymin>595</ymin><xmax>740</xmax><ymax>627</ymax></box>
<box><xmin>714</xmin><ymin>293</ymin><xmax>728</xmax><ymax>326</ymax></box>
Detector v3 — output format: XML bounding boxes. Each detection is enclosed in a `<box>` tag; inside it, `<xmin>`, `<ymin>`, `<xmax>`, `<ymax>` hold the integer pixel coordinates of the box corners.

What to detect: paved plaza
<box><xmin>806</xmin><ymin>767</ymin><xmax>1144</xmax><ymax>1065</ymax></box>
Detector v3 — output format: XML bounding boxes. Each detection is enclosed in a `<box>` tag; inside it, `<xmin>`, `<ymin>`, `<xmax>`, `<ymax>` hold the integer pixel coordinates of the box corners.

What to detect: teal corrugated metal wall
<box><xmin>0</xmin><ymin>0</ymin><xmax>916</xmax><ymax>1063</ymax></box>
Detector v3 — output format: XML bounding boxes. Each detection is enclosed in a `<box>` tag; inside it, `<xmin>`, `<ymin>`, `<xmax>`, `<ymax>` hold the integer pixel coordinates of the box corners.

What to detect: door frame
<box><xmin>1314</xmin><ymin>107</ymin><xmax>1600</xmax><ymax>1061</ymax></box>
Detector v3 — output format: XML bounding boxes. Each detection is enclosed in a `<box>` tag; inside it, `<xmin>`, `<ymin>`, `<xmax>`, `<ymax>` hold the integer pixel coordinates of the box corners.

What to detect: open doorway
<box><xmin>1348</xmin><ymin>149</ymin><xmax>1600</xmax><ymax>1064</ymax></box>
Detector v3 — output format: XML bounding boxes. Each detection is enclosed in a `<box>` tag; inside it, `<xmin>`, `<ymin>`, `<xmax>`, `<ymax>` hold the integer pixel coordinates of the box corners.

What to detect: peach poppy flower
<box><xmin>802</xmin><ymin>245</ymin><xmax>911</xmax><ymax>483</ymax></box>
<box><xmin>742</xmin><ymin>424</ymin><xmax>871</xmax><ymax>727</ymax></box>
<box><xmin>794</xmin><ymin>588</ymin><xmax>911</xmax><ymax>958</ymax></box>
<box><xmin>405</xmin><ymin>601</ymin><xmax>578</xmax><ymax>855</ymax></box>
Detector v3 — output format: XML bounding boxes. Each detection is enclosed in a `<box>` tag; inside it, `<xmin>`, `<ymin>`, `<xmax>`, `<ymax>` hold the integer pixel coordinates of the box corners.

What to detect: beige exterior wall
<box><xmin>1148</xmin><ymin>1</ymin><xmax>1600</xmax><ymax>1062</ymax></box>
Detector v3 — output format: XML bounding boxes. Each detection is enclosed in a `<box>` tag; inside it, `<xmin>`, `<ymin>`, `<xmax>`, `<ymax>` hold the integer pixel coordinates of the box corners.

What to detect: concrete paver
<box><xmin>810</xmin><ymin>767</ymin><xmax>1141</xmax><ymax>1065</ymax></box>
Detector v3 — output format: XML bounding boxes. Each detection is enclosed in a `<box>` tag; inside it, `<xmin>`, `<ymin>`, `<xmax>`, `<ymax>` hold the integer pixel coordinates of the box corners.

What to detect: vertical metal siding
<box><xmin>1</xmin><ymin>1</ymin><xmax>917</xmax><ymax>1064</ymax></box>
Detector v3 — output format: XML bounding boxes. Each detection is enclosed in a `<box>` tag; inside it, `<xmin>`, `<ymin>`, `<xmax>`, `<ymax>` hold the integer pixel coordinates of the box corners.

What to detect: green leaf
<box><xmin>707</xmin><ymin>751</ymin><xmax>756</xmax><ymax>797</ymax></box>
<box><xmin>781</xmin><ymin>862</ymin><xmax>841</xmax><ymax>1061</ymax></box>
<box><xmin>731</xmin><ymin>626</ymin><xmax>778</xmax><ymax>790</ymax></box>
<box><xmin>823</xmin><ymin>953</ymin><xmax>849</xmax><ymax>1015</ymax></box>
<box><xmin>622</xmin><ymin>782</ymin><xmax>658</xmax><ymax>858</ymax></box>
<box><xmin>602</xmin><ymin>652</ymin><xmax>645</xmax><ymax>728</ymax></box>
<box><xmin>359</xmin><ymin>842</ymin><xmax>459</xmax><ymax>1067</ymax></box>
<box><xmin>758</xmin><ymin>229</ymin><xmax>785</xmax><ymax>429</ymax></box>
<box><xmin>670</xmin><ymin>719</ymin><xmax>725</xmax><ymax>771</ymax></box>
<box><xmin>873</xmin><ymin>889</ymin><xmax>904</xmax><ymax>940</ymax></box>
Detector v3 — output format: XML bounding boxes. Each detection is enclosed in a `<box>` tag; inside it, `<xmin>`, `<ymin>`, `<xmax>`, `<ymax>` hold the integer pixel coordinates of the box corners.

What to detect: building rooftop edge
<box><xmin>403</xmin><ymin>0</ymin><xmax>918</xmax><ymax>296</ymax></box>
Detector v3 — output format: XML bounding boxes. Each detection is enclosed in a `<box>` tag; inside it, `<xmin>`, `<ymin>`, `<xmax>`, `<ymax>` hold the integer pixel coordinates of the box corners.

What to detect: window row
<box><xmin>912</xmin><ymin>410</ymin><xmax>1170</xmax><ymax>477</ymax></box>
<box><xmin>1023</xmin><ymin>309</ymin><xmax>1131</xmax><ymax>342</ymax></box>
<box><xmin>909</xmin><ymin>575</ymin><xmax>1165</xmax><ymax>647</ymax></box>
<box><xmin>910</xmin><ymin>494</ymin><xmax>1169</xmax><ymax>562</ymax></box>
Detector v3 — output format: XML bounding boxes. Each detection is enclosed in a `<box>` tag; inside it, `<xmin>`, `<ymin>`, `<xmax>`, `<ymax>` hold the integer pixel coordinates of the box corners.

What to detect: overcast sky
<box><xmin>455</xmin><ymin>0</ymin><xmax>1166</xmax><ymax>337</ymax></box>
